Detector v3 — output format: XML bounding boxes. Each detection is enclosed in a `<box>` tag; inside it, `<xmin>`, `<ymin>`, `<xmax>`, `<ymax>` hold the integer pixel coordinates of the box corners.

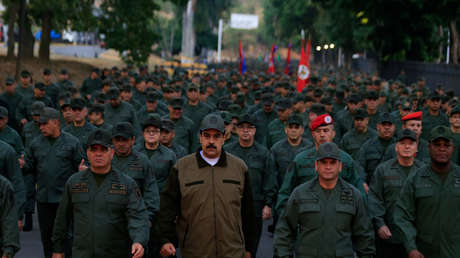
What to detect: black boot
<box><xmin>23</xmin><ymin>212</ymin><xmax>33</xmax><ymax>231</ymax></box>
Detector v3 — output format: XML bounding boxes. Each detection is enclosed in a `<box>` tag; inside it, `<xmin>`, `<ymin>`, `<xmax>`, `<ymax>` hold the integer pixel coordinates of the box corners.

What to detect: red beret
<box><xmin>311</xmin><ymin>114</ymin><xmax>333</xmax><ymax>131</ymax></box>
<box><xmin>402</xmin><ymin>111</ymin><xmax>422</xmax><ymax>121</ymax></box>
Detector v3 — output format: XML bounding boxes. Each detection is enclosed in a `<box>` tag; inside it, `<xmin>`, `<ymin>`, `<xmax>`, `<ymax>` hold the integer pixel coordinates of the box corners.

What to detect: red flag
<box><xmin>267</xmin><ymin>44</ymin><xmax>276</xmax><ymax>74</ymax></box>
<box><xmin>297</xmin><ymin>35</ymin><xmax>311</xmax><ymax>92</ymax></box>
<box><xmin>284</xmin><ymin>43</ymin><xmax>292</xmax><ymax>75</ymax></box>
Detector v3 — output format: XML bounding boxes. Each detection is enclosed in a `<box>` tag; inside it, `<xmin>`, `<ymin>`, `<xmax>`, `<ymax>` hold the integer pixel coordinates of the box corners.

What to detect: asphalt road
<box><xmin>16</xmin><ymin>214</ymin><xmax>274</xmax><ymax>258</ymax></box>
<box><xmin>50</xmin><ymin>45</ymin><xmax>107</xmax><ymax>58</ymax></box>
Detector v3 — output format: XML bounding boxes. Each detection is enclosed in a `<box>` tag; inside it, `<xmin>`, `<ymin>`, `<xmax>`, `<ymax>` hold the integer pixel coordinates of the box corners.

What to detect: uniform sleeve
<box><xmin>0</xmin><ymin>181</ymin><xmax>20</xmax><ymax>256</ymax></box>
<box><xmin>241</xmin><ymin>170</ymin><xmax>258</xmax><ymax>257</ymax></box>
<box><xmin>268</xmin><ymin>149</ymin><xmax>280</xmax><ymax>189</ymax></box>
<box><xmin>52</xmin><ymin>181</ymin><xmax>73</xmax><ymax>253</ymax></box>
<box><xmin>158</xmin><ymin>166</ymin><xmax>181</xmax><ymax>246</ymax></box>
<box><xmin>356</xmin><ymin>144</ymin><xmax>367</xmax><ymax>181</ymax></box>
<box><xmin>394</xmin><ymin>174</ymin><xmax>418</xmax><ymax>253</ymax></box>
<box><xmin>72</xmin><ymin>140</ymin><xmax>87</xmax><ymax>171</ymax></box>
<box><xmin>23</xmin><ymin>140</ymin><xmax>36</xmax><ymax>173</ymax></box>
<box><xmin>143</xmin><ymin>161</ymin><xmax>160</xmax><ymax>221</ymax></box>
<box><xmin>4</xmin><ymin>148</ymin><xmax>26</xmax><ymax>220</ymax></box>
<box><xmin>275</xmin><ymin>162</ymin><xmax>297</xmax><ymax>217</ymax></box>
<box><xmin>382</xmin><ymin>144</ymin><xmax>395</xmax><ymax>163</ymax></box>
<box><xmin>15</xmin><ymin>100</ymin><xmax>26</xmax><ymax>122</ymax></box>
<box><xmin>273</xmin><ymin>191</ymin><xmax>298</xmax><ymax>258</ymax></box>
<box><xmin>368</xmin><ymin>165</ymin><xmax>387</xmax><ymax>229</ymax></box>
<box><xmin>262</xmin><ymin>150</ymin><xmax>277</xmax><ymax>207</ymax></box>
<box><xmin>125</xmin><ymin>181</ymin><xmax>150</xmax><ymax>247</ymax></box>
<box><xmin>351</xmin><ymin>190</ymin><xmax>375</xmax><ymax>257</ymax></box>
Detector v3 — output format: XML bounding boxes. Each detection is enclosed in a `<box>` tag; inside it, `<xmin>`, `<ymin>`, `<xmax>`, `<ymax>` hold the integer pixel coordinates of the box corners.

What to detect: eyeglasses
<box><xmin>236</xmin><ymin>125</ymin><xmax>256</xmax><ymax>130</ymax></box>
<box><xmin>201</xmin><ymin>132</ymin><xmax>223</xmax><ymax>140</ymax></box>
<box><xmin>144</xmin><ymin>129</ymin><xmax>160</xmax><ymax>135</ymax></box>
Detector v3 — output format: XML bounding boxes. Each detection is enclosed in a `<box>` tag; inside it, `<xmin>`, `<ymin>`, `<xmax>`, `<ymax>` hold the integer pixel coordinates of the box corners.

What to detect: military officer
<box><xmin>364</xmin><ymin>91</ymin><xmax>380</xmax><ymax>130</ymax></box>
<box><xmin>162</xmin><ymin>98</ymin><xmax>195</xmax><ymax>153</ymax></box>
<box><xmin>420</xmin><ymin>92</ymin><xmax>449</xmax><ymax>140</ymax></box>
<box><xmin>340</xmin><ymin>108</ymin><xmax>378</xmax><ymax>160</ymax></box>
<box><xmin>335</xmin><ymin>93</ymin><xmax>362</xmax><ymax>137</ymax></box>
<box><xmin>0</xmin><ymin>174</ymin><xmax>20</xmax><ymax>258</ymax></box>
<box><xmin>104</xmin><ymin>87</ymin><xmax>141</xmax><ymax>134</ymax></box>
<box><xmin>80</xmin><ymin>68</ymin><xmax>102</xmax><ymax>100</ymax></box>
<box><xmin>52</xmin><ymin>129</ymin><xmax>149</xmax><ymax>258</ymax></box>
<box><xmin>226</xmin><ymin>113</ymin><xmax>277</xmax><ymax>253</ymax></box>
<box><xmin>63</xmin><ymin>98</ymin><xmax>97</xmax><ymax>149</ymax></box>
<box><xmin>183</xmin><ymin>83</ymin><xmax>212</xmax><ymax>136</ymax></box>
<box><xmin>274</xmin><ymin>142</ymin><xmax>375</xmax><ymax>258</ymax></box>
<box><xmin>22</xmin><ymin>107</ymin><xmax>85</xmax><ymax>258</ymax></box>
<box><xmin>16</xmin><ymin>70</ymin><xmax>33</xmax><ymax>100</ymax></box>
<box><xmin>267</xmin><ymin>98</ymin><xmax>293</xmax><ymax>148</ymax></box>
<box><xmin>0</xmin><ymin>106</ymin><xmax>24</xmax><ymax>156</ymax></box>
<box><xmin>394</xmin><ymin>126</ymin><xmax>460</xmax><ymax>258</ymax></box>
<box><xmin>88</xmin><ymin>103</ymin><xmax>113</xmax><ymax>131</ymax></box>
<box><xmin>368</xmin><ymin>129</ymin><xmax>425</xmax><ymax>258</ymax></box>
<box><xmin>276</xmin><ymin>114</ymin><xmax>365</xmax><ymax>216</ymax></box>
<box><xmin>42</xmin><ymin>68</ymin><xmax>60</xmax><ymax>104</ymax></box>
<box><xmin>0</xmin><ymin>77</ymin><xmax>23</xmax><ymax>131</ymax></box>
<box><xmin>16</xmin><ymin>83</ymin><xmax>53</xmax><ymax>127</ymax></box>
<box><xmin>137</xmin><ymin>91</ymin><xmax>166</xmax><ymax>119</ymax></box>
<box><xmin>159</xmin><ymin>118</ymin><xmax>187</xmax><ymax>159</ymax></box>
<box><xmin>254</xmin><ymin>93</ymin><xmax>277</xmax><ymax>146</ymax></box>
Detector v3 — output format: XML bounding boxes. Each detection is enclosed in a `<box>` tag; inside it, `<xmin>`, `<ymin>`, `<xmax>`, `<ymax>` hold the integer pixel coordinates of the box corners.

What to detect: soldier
<box><xmin>88</xmin><ymin>103</ymin><xmax>113</xmax><ymax>131</ymax></box>
<box><xmin>16</xmin><ymin>83</ymin><xmax>53</xmax><ymax>127</ymax></box>
<box><xmin>276</xmin><ymin>114</ymin><xmax>365</xmax><ymax>216</ymax></box>
<box><xmin>158</xmin><ymin>114</ymin><xmax>257</xmax><ymax>258</ymax></box>
<box><xmin>226</xmin><ymin>113</ymin><xmax>277</xmax><ymax>251</ymax></box>
<box><xmin>357</xmin><ymin>112</ymin><xmax>397</xmax><ymax>188</ymax></box>
<box><xmin>274</xmin><ymin>142</ymin><xmax>375</xmax><ymax>258</ymax></box>
<box><xmin>383</xmin><ymin>111</ymin><xmax>430</xmax><ymax>163</ymax></box>
<box><xmin>133</xmin><ymin>116</ymin><xmax>176</xmax><ymax>192</ymax></box>
<box><xmin>394</xmin><ymin>126</ymin><xmax>460</xmax><ymax>258</ymax></box>
<box><xmin>137</xmin><ymin>91</ymin><xmax>166</xmax><ymax>120</ymax></box>
<box><xmin>0</xmin><ymin>77</ymin><xmax>22</xmax><ymax>131</ymax></box>
<box><xmin>340</xmin><ymin>108</ymin><xmax>378</xmax><ymax>160</ymax></box>
<box><xmin>104</xmin><ymin>87</ymin><xmax>141</xmax><ymax>134</ymax></box>
<box><xmin>22</xmin><ymin>107</ymin><xmax>85</xmax><ymax>258</ymax></box>
<box><xmin>220</xmin><ymin>111</ymin><xmax>238</xmax><ymax>146</ymax></box>
<box><xmin>267</xmin><ymin>98</ymin><xmax>293</xmax><ymax>148</ymax></box>
<box><xmin>0</xmin><ymin>106</ymin><xmax>24</xmax><ymax>156</ymax></box>
<box><xmin>391</xmin><ymin>100</ymin><xmax>413</xmax><ymax>133</ymax></box>
<box><xmin>364</xmin><ymin>91</ymin><xmax>380</xmax><ymax>130</ymax></box>
<box><xmin>183</xmin><ymin>83</ymin><xmax>212</xmax><ymax>136</ymax></box>
<box><xmin>80</xmin><ymin>68</ymin><xmax>102</xmax><ymax>101</ymax></box>
<box><xmin>254</xmin><ymin>93</ymin><xmax>277</xmax><ymax>146</ymax></box>
<box><xmin>120</xmin><ymin>84</ymin><xmax>143</xmax><ymax>111</ymax></box>
<box><xmin>421</xmin><ymin>92</ymin><xmax>449</xmax><ymax>140</ymax></box>
<box><xmin>58</xmin><ymin>96</ymin><xmax>73</xmax><ymax>126</ymax></box>
<box><xmin>335</xmin><ymin>93</ymin><xmax>362</xmax><ymax>137</ymax></box>
<box><xmin>56</xmin><ymin>69</ymin><xmax>75</xmax><ymax>93</ymax></box>
<box><xmin>16</xmin><ymin>70</ymin><xmax>34</xmax><ymax>100</ymax></box>
<box><xmin>63</xmin><ymin>98</ymin><xmax>97</xmax><ymax>149</ymax></box>
<box><xmin>0</xmin><ymin>174</ymin><xmax>20</xmax><ymax>258</ymax></box>
<box><xmin>368</xmin><ymin>129</ymin><xmax>425</xmax><ymax>258</ymax></box>
<box><xmin>162</xmin><ymin>98</ymin><xmax>195</xmax><ymax>153</ymax></box>
<box><xmin>159</xmin><ymin>118</ymin><xmax>187</xmax><ymax>159</ymax></box>
<box><xmin>449</xmin><ymin>105</ymin><xmax>460</xmax><ymax>165</ymax></box>
<box><xmin>52</xmin><ymin>129</ymin><xmax>149</xmax><ymax>258</ymax></box>
<box><xmin>42</xmin><ymin>68</ymin><xmax>60</xmax><ymax>104</ymax></box>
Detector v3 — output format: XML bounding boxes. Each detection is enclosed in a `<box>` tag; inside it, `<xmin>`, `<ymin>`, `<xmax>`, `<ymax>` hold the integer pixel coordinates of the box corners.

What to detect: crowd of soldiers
<box><xmin>0</xmin><ymin>64</ymin><xmax>459</xmax><ymax>258</ymax></box>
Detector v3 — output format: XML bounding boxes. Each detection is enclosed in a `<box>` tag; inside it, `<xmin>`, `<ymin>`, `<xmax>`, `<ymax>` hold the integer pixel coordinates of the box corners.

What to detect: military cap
<box><xmin>311</xmin><ymin>114</ymin><xmax>333</xmax><ymax>131</ymax></box>
<box><xmin>5</xmin><ymin>77</ymin><xmax>15</xmax><ymax>85</ymax></box>
<box><xmin>87</xmin><ymin>129</ymin><xmax>112</xmax><ymax>148</ymax></box>
<box><xmin>428</xmin><ymin>92</ymin><xmax>441</xmax><ymax>100</ymax></box>
<box><xmin>106</xmin><ymin>87</ymin><xmax>121</xmax><ymax>100</ymax></box>
<box><xmin>38</xmin><ymin>107</ymin><xmax>60</xmax><ymax>123</ymax></box>
<box><xmin>304</xmin><ymin>96</ymin><xmax>314</xmax><ymax>103</ymax></box>
<box><xmin>142</xmin><ymin>114</ymin><xmax>162</xmax><ymax>130</ymax></box>
<box><xmin>60</xmin><ymin>69</ymin><xmax>68</xmax><ymax>75</ymax></box>
<box><xmin>34</xmin><ymin>82</ymin><xmax>46</xmax><ymax>91</ymax></box>
<box><xmin>112</xmin><ymin>122</ymin><xmax>135</xmax><ymax>139</ymax></box>
<box><xmin>401</xmin><ymin>88</ymin><xmax>409</xmax><ymax>95</ymax></box>
<box><xmin>168</xmin><ymin>98</ymin><xmax>183</xmax><ymax>109</ymax></box>
<box><xmin>30</xmin><ymin>101</ymin><xmax>46</xmax><ymax>116</ymax></box>
<box><xmin>120</xmin><ymin>84</ymin><xmax>131</xmax><ymax>93</ymax></box>
<box><xmin>161</xmin><ymin>119</ymin><xmax>175</xmax><ymax>132</ymax></box>
<box><xmin>43</xmin><ymin>68</ymin><xmax>52</xmax><ymax>75</ymax></box>
<box><xmin>220</xmin><ymin>111</ymin><xmax>233</xmax><ymax>125</ymax></box>
<box><xmin>135</xmin><ymin>76</ymin><xmax>144</xmax><ymax>84</ymax></box>
<box><xmin>316</xmin><ymin>142</ymin><xmax>341</xmax><ymax>161</ymax></box>
<box><xmin>217</xmin><ymin>98</ymin><xmax>232</xmax><ymax>111</ymax></box>
<box><xmin>200</xmin><ymin>113</ymin><xmax>225</xmax><ymax>133</ymax></box>
<box><xmin>353</xmin><ymin>108</ymin><xmax>368</xmax><ymax>119</ymax></box>
<box><xmin>401</xmin><ymin>101</ymin><xmax>412</xmax><ymax>111</ymax></box>
<box><xmin>378</xmin><ymin>112</ymin><xmax>393</xmax><ymax>124</ymax></box>
<box><xmin>402</xmin><ymin>111</ymin><xmax>422</xmax><ymax>121</ymax></box>
<box><xmin>59</xmin><ymin>97</ymin><xmax>72</xmax><ymax>109</ymax></box>
<box><xmin>348</xmin><ymin>94</ymin><xmax>361</xmax><ymax>103</ymax></box>
<box><xmin>365</xmin><ymin>91</ymin><xmax>379</xmax><ymax>100</ymax></box>
<box><xmin>310</xmin><ymin>76</ymin><xmax>318</xmax><ymax>84</ymax></box>
<box><xmin>430</xmin><ymin>125</ymin><xmax>453</xmax><ymax>142</ymax></box>
<box><xmin>237</xmin><ymin>113</ymin><xmax>256</xmax><ymax>126</ymax></box>
<box><xmin>0</xmin><ymin>106</ymin><xmax>8</xmax><ymax>118</ymax></box>
<box><xmin>146</xmin><ymin>92</ymin><xmax>159</xmax><ymax>102</ymax></box>
<box><xmin>230</xmin><ymin>86</ymin><xmax>240</xmax><ymax>94</ymax></box>
<box><xmin>397</xmin><ymin>128</ymin><xmax>417</xmax><ymax>142</ymax></box>
<box><xmin>70</xmin><ymin>98</ymin><xmax>86</xmax><ymax>109</ymax></box>
<box><xmin>94</xmin><ymin>92</ymin><xmax>107</xmax><ymax>103</ymax></box>
<box><xmin>262</xmin><ymin>93</ymin><xmax>274</xmax><ymax>106</ymax></box>
<box><xmin>451</xmin><ymin>105</ymin><xmax>460</xmax><ymax>116</ymax></box>
<box><xmin>313</xmin><ymin>89</ymin><xmax>323</xmax><ymax>98</ymax></box>
<box><xmin>261</xmin><ymin>87</ymin><xmax>274</xmax><ymax>94</ymax></box>
<box><xmin>320</xmin><ymin>97</ymin><xmax>332</xmax><ymax>105</ymax></box>
<box><xmin>287</xmin><ymin>114</ymin><xmax>303</xmax><ymax>126</ymax></box>
<box><xmin>336</xmin><ymin>90</ymin><xmax>345</xmax><ymax>99</ymax></box>
<box><xmin>20</xmin><ymin>70</ymin><xmax>31</xmax><ymax>78</ymax></box>
<box><xmin>254</xmin><ymin>91</ymin><xmax>263</xmax><ymax>100</ymax></box>
<box><xmin>276</xmin><ymin>98</ymin><xmax>292</xmax><ymax>111</ymax></box>
<box><xmin>228</xmin><ymin>104</ymin><xmax>242</xmax><ymax>115</ymax></box>
<box><xmin>88</xmin><ymin>103</ymin><xmax>105</xmax><ymax>114</ymax></box>
<box><xmin>205</xmin><ymin>82</ymin><xmax>216</xmax><ymax>89</ymax></box>
<box><xmin>187</xmin><ymin>83</ymin><xmax>199</xmax><ymax>91</ymax></box>
<box><xmin>309</xmin><ymin>103</ymin><xmax>325</xmax><ymax>115</ymax></box>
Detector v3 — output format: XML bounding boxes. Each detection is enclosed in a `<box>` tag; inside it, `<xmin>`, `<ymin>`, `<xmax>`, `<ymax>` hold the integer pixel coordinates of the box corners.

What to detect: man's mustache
<box><xmin>206</xmin><ymin>144</ymin><xmax>217</xmax><ymax>149</ymax></box>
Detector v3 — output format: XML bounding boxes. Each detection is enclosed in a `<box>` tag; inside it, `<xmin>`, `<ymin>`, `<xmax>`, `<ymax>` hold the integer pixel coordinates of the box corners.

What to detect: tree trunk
<box><xmin>22</xmin><ymin>13</ymin><xmax>35</xmax><ymax>59</ymax></box>
<box><xmin>181</xmin><ymin>0</ymin><xmax>196</xmax><ymax>63</ymax></box>
<box><xmin>6</xmin><ymin>0</ymin><xmax>18</xmax><ymax>59</ymax></box>
<box><xmin>449</xmin><ymin>21</ymin><xmax>459</xmax><ymax>64</ymax></box>
<box><xmin>437</xmin><ymin>25</ymin><xmax>443</xmax><ymax>63</ymax></box>
<box><xmin>39</xmin><ymin>11</ymin><xmax>52</xmax><ymax>62</ymax></box>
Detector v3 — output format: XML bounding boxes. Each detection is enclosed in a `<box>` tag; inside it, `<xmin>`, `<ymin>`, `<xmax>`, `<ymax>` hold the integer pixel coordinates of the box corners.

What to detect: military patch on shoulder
<box><xmin>109</xmin><ymin>183</ymin><xmax>127</xmax><ymax>195</ymax></box>
<box><xmin>340</xmin><ymin>189</ymin><xmax>353</xmax><ymax>203</ymax></box>
<box><xmin>71</xmin><ymin>183</ymin><xmax>89</xmax><ymax>193</ymax></box>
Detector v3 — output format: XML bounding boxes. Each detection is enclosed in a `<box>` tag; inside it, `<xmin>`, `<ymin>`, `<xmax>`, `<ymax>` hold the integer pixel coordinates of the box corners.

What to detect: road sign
<box><xmin>230</xmin><ymin>14</ymin><xmax>258</xmax><ymax>30</ymax></box>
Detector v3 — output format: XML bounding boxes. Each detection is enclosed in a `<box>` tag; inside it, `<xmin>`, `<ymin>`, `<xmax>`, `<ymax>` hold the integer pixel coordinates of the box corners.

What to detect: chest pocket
<box><xmin>128</xmin><ymin>166</ymin><xmax>145</xmax><ymax>191</ymax></box>
<box><xmin>414</xmin><ymin>187</ymin><xmax>434</xmax><ymax>199</ymax></box>
<box><xmin>248</xmin><ymin>155</ymin><xmax>265</xmax><ymax>170</ymax></box>
<box><xmin>56</xmin><ymin>145</ymin><xmax>73</xmax><ymax>159</ymax></box>
<box><xmin>336</xmin><ymin>203</ymin><xmax>356</xmax><ymax>231</ymax></box>
<box><xmin>298</xmin><ymin>202</ymin><xmax>321</xmax><ymax>232</ymax></box>
<box><xmin>365</xmin><ymin>152</ymin><xmax>382</xmax><ymax>172</ymax></box>
<box><xmin>71</xmin><ymin>192</ymin><xmax>90</xmax><ymax>212</ymax></box>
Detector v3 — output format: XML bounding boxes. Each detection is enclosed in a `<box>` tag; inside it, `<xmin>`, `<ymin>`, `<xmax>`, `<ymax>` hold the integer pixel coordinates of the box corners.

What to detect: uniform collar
<box><xmin>196</xmin><ymin>147</ymin><xmax>227</xmax><ymax>168</ymax></box>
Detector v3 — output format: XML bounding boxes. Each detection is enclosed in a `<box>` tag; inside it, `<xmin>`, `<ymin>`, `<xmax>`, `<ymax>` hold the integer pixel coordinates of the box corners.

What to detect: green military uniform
<box><xmin>0</xmin><ymin>124</ymin><xmax>24</xmax><ymax>156</ymax></box>
<box><xmin>16</xmin><ymin>84</ymin><xmax>33</xmax><ymax>100</ymax></box>
<box><xmin>336</xmin><ymin>109</ymin><xmax>354</xmax><ymax>137</ymax></box>
<box><xmin>0</xmin><ymin>140</ymin><xmax>26</xmax><ymax>220</ymax></box>
<box><xmin>276</xmin><ymin>147</ymin><xmax>365</xmax><ymax>215</ymax></box>
<box><xmin>162</xmin><ymin>114</ymin><xmax>195</xmax><ymax>154</ymax></box>
<box><xmin>21</xmin><ymin>120</ymin><xmax>41</xmax><ymax>216</ymax></box>
<box><xmin>0</xmin><ymin>174</ymin><xmax>20</xmax><ymax>257</ymax></box>
<box><xmin>104</xmin><ymin>101</ymin><xmax>141</xmax><ymax>133</ymax></box>
<box><xmin>16</xmin><ymin>96</ymin><xmax>54</xmax><ymax>123</ymax></box>
<box><xmin>52</xmin><ymin>168</ymin><xmax>150</xmax><ymax>258</ymax></box>
<box><xmin>56</xmin><ymin>79</ymin><xmax>75</xmax><ymax>93</ymax></box>
<box><xmin>453</xmin><ymin>131</ymin><xmax>460</xmax><ymax>165</ymax></box>
<box><xmin>22</xmin><ymin>120</ymin><xmax>41</xmax><ymax>148</ymax></box>
<box><xmin>63</xmin><ymin>121</ymin><xmax>97</xmax><ymax>150</ymax></box>
<box><xmin>267</xmin><ymin>118</ymin><xmax>286</xmax><ymax>148</ymax></box>
<box><xmin>134</xmin><ymin>144</ymin><xmax>176</xmax><ymax>192</ymax></box>
<box><xmin>421</xmin><ymin>110</ymin><xmax>449</xmax><ymax>140</ymax></box>
<box><xmin>274</xmin><ymin>178</ymin><xmax>375</xmax><ymax>258</ymax></box>
<box><xmin>183</xmin><ymin>101</ymin><xmax>212</xmax><ymax>134</ymax></box>
<box><xmin>367</xmin><ymin>113</ymin><xmax>379</xmax><ymax>130</ymax></box>
<box><xmin>340</xmin><ymin>128</ymin><xmax>378</xmax><ymax>160</ymax></box>
<box><xmin>136</xmin><ymin>106</ymin><xmax>167</xmax><ymax>123</ymax></box>
<box><xmin>382</xmin><ymin>138</ymin><xmax>431</xmax><ymax>164</ymax></box>
<box><xmin>80</xmin><ymin>77</ymin><xmax>102</xmax><ymax>99</ymax></box>
<box><xmin>0</xmin><ymin>90</ymin><xmax>22</xmax><ymax>131</ymax></box>
<box><xmin>357</xmin><ymin>135</ymin><xmax>396</xmax><ymax>184</ymax></box>
<box><xmin>44</xmin><ymin>82</ymin><xmax>60</xmax><ymax>104</ymax></box>
<box><xmin>254</xmin><ymin>109</ymin><xmax>277</xmax><ymax>146</ymax></box>
<box><xmin>93</xmin><ymin>122</ymin><xmax>113</xmax><ymax>132</ymax></box>
<box><xmin>394</xmin><ymin>163</ymin><xmax>460</xmax><ymax>257</ymax></box>
<box><xmin>166</xmin><ymin>143</ymin><xmax>187</xmax><ymax>159</ymax></box>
